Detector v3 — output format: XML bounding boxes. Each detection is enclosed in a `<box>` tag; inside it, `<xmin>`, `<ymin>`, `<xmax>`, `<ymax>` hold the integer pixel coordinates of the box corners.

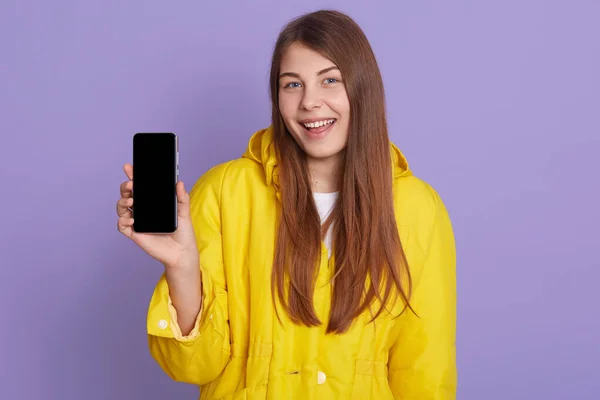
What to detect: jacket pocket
<box><xmin>215</xmin><ymin>386</ymin><xmax>267</xmax><ymax>400</ymax></box>
<box><xmin>206</xmin><ymin>341</ymin><xmax>272</xmax><ymax>400</ymax></box>
<box><xmin>351</xmin><ymin>359</ymin><xmax>395</xmax><ymax>400</ymax></box>
<box><xmin>244</xmin><ymin>340</ymin><xmax>272</xmax><ymax>388</ymax></box>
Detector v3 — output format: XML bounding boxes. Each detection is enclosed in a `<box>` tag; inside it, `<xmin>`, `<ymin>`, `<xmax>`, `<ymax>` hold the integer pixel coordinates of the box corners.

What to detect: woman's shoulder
<box><xmin>189</xmin><ymin>157</ymin><xmax>269</xmax><ymax>200</ymax></box>
<box><xmin>392</xmin><ymin>174</ymin><xmax>449</xmax><ymax>234</ymax></box>
<box><xmin>391</xmin><ymin>174</ymin><xmax>454</xmax><ymax>274</ymax></box>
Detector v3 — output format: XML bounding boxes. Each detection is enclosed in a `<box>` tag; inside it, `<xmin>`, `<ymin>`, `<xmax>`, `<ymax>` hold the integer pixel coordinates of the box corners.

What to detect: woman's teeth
<box><xmin>302</xmin><ymin>119</ymin><xmax>336</xmax><ymax>129</ymax></box>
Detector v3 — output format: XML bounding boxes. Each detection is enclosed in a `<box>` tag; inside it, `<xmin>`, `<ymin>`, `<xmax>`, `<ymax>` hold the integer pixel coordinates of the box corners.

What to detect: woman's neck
<box><xmin>307</xmin><ymin>154</ymin><xmax>343</xmax><ymax>193</ymax></box>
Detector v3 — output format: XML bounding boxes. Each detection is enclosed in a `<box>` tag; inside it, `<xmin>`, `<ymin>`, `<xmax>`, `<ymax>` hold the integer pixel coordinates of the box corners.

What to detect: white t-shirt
<box><xmin>313</xmin><ymin>191</ymin><xmax>339</xmax><ymax>259</ymax></box>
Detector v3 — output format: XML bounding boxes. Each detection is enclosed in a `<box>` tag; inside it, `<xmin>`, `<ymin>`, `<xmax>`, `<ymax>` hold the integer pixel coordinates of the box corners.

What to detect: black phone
<box><xmin>132</xmin><ymin>132</ymin><xmax>179</xmax><ymax>233</ymax></box>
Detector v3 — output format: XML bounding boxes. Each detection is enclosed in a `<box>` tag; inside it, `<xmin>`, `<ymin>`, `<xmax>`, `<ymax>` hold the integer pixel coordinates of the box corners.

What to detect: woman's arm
<box><xmin>388</xmin><ymin>189</ymin><xmax>457</xmax><ymax>399</ymax></box>
<box><xmin>147</xmin><ymin>162</ymin><xmax>234</xmax><ymax>386</ymax></box>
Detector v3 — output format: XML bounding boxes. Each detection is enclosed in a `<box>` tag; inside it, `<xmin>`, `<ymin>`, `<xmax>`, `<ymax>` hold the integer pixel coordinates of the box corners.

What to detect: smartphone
<box><xmin>132</xmin><ymin>132</ymin><xmax>179</xmax><ymax>233</ymax></box>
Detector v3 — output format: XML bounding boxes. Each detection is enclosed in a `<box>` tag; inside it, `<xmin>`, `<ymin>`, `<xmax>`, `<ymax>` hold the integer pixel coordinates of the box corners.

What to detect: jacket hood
<box><xmin>241</xmin><ymin>125</ymin><xmax>412</xmax><ymax>189</ymax></box>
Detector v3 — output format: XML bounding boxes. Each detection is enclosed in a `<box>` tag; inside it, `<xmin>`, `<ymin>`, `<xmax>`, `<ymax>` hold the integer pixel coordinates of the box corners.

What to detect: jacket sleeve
<box><xmin>146</xmin><ymin>162</ymin><xmax>232</xmax><ymax>386</ymax></box>
<box><xmin>388</xmin><ymin>190</ymin><xmax>457</xmax><ymax>399</ymax></box>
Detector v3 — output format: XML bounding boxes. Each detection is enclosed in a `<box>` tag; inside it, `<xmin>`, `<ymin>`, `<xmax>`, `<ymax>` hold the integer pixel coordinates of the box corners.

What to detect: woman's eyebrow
<box><xmin>279</xmin><ymin>66</ymin><xmax>339</xmax><ymax>79</ymax></box>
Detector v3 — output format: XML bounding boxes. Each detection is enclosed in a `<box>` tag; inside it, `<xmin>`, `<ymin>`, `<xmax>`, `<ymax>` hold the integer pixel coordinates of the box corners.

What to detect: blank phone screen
<box><xmin>132</xmin><ymin>133</ymin><xmax>178</xmax><ymax>233</ymax></box>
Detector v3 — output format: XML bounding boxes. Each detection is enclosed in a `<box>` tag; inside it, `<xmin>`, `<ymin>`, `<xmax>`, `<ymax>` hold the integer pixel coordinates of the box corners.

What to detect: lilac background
<box><xmin>1</xmin><ymin>1</ymin><xmax>599</xmax><ymax>399</ymax></box>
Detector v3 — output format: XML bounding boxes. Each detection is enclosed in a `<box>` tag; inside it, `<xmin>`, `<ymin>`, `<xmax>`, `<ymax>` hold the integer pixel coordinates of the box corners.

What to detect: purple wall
<box><xmin>1</xmin><ymin>1</ymin><xmax>598</xmax><ymax>399</ymax></box>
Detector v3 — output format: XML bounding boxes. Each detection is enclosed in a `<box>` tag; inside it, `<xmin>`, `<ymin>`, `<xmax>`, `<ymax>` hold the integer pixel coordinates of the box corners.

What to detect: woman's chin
<box><xmin>303</xmin><ymin>146</ymin><xmax>346</xmax><ymax>162</ymax></box>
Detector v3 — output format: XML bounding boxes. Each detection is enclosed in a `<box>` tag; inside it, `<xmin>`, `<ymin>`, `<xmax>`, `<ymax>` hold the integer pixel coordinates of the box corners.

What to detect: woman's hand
<box><xmin>116</xmin><ymin>163</ymin><xmax>199</xmax><ymax>272</ymax></box>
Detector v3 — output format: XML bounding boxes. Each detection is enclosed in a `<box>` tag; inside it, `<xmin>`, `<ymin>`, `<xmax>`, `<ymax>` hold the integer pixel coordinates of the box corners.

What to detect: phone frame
<box><xmin>131</xmin><ymin>132</ymin><xmax>179</xmax><ymax>234</ymax></box>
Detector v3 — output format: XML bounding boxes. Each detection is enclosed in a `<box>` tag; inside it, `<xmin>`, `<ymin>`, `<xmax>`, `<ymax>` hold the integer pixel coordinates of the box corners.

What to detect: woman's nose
<box><xmin>300</xmin><ymin>87</ymin><xmax>323</xmax><ymax>110</ymax></box>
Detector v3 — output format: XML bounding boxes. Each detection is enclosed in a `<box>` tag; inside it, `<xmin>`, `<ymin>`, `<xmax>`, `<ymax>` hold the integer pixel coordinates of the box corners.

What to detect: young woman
<box><xmin>117</xmin><ymin>9</ymin><xmax>456</xmax><ymax>400</ymax></box>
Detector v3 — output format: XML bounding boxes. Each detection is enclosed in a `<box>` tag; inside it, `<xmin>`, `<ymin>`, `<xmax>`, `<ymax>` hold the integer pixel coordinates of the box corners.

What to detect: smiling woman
<box><xmin>117</xmin><ymin>8</ymin><xmax>457</xmax><ymax>400</ymax></box>
<box><xmin>269</xmin><ymin>18</ymin><xmax>414</xmax><ymax>336</ymax></box>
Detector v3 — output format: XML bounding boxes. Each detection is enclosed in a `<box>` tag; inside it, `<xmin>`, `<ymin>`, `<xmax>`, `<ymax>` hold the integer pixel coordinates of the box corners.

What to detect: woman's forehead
<box><xmin>280</xmin><ymin>43</ymin><xmax>336</xmax><ymax>72</ymax></box>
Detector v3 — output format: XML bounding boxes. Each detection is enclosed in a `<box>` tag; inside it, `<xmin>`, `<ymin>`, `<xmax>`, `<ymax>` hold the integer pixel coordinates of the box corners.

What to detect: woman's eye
<box><xmin>285</xmin><ymin>82</ymin><xmax>301</xmax><ymax>88</ymax></box>
<box><xmin>324</xmin><ymin>78</ymin><xmax>338</xmax><ymax>84</ymax></box>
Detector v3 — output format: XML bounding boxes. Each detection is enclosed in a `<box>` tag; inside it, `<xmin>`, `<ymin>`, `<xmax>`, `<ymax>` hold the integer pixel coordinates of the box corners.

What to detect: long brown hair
<box><xmin>269</xmin><ymin>10</ymin><xmax>412</xmax><ymax>334</ymax></box>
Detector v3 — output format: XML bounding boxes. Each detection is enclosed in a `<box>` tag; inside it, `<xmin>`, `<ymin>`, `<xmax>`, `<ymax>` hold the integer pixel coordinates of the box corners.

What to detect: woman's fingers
<box><xmin>124</xmin><ymin>163</ymin><xmax>133</xmax><ymax>180</ymax></box>
<box><xmin>120</xmin><ymin>180</ymin><xmax>133</xmax><ymax>198</ymax></box>
<box><xmin>118</xmin><ymin>216</ymin><xmax>134</xmax><ymax>238</ymax></box>
<box><xmin>176</xmin><ymin>181</ymin><xmax>191</xmax><ymax>220</ymax></box>
<box><xmin>117</xmin><ymin>164</ymin><xmax>135</xmax><ymax>238</ymax></box>
<box><xmin>117</xmin><ymin>197</ymin><xmax>133</xmax><ymax>217</ymax></box>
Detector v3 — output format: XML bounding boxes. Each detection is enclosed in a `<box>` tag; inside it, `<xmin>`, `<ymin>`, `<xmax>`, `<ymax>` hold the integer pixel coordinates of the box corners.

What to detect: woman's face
<box><xmin>278</xmin><ymin>42</ymin><xmax>350</xmax><ymax>163</ymax></box>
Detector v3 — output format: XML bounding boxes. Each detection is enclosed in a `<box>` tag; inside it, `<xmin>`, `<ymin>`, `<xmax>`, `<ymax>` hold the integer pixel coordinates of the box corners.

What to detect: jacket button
<box><xmin>317</xmin><ymin>371</ymin><xmax>326</xmax><ymax>385</ymax></box>
<box><xmin>158</xmin><ymin>319</ymin><xmax>168</xmax><ymax>329</ymax></box>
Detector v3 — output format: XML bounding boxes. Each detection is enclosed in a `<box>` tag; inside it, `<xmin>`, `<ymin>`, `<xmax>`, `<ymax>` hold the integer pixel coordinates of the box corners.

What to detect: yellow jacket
<box><xmin>147</xmin><ymin>126</ymin><xmax>457</xmax><ymax>399</ymax></box>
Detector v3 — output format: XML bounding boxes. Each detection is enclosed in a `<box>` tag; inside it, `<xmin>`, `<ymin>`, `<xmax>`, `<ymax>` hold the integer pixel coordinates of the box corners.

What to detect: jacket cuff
<box><xmin>147</xmin><ymin>270</ymin><xmax>214</xmax><ymax>342</ymax></box>
<box><xmin>167</xmin><ymin>295</ymin><xmax>203</xmax><ymax>341</ymax></box>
